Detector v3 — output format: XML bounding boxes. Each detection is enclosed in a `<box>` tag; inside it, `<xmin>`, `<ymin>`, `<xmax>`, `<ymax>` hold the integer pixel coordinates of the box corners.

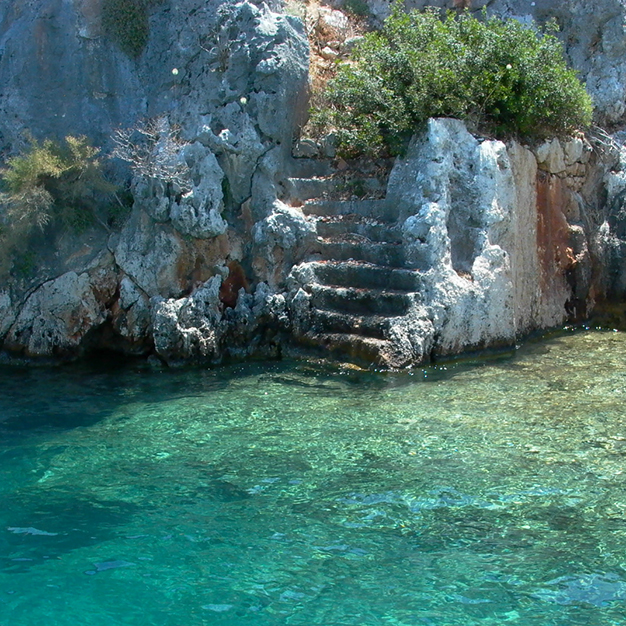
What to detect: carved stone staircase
<box><xmin>284</xmin><ymin>158</ymin><xmax>425</xmax><ymax>367</ymax></box>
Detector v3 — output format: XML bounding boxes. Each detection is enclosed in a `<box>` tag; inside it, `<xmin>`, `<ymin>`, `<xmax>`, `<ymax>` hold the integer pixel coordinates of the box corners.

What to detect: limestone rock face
<box><xmin>152</xmin><ymin>276</ymin><xmax>224</xmax><ymax>364</ymax></box>
<box><xmin>4</xmin><ymin>271</ymin><xmax>108</xmax><ymax>357</ymax></box>
<box><xmin>596</xmin><ymin>131</ymin><xmax>626</xmax><ymax>301</ymax></box>
<box><xmin>252</xmin><ymin>201</ymin><xmax>317</xmax><ymax>288</ymax></box>
<box><xmin>0</xmin><ymin>0</ymin><xmax>308</xmax><ymax>148</ymax></box>
<box><xmin>0</xmin><ymin>0</ymin><xmax>620</xmax><ymax>366</ymax></box>
<box><xmin>110</xmin><ymin>275</ymin><xmax>152</xmax><ymax>350</ymax></box>
<box><xmin>115</xmin><ymin>209</ymin><xmax>187</xmax><ymax>299</ymax></box>
<box><xmin>0</xmin><ymin>0</ymin><xmax>309</xmax><ymax>234</ymax></box>
<box><xmin>383</xmin><ymin>119</ymin><xmax>586</xmax><ymax>355</ymax></box>
<box><xmin>151</xmin><ymin>276</ymin><xmax>289</xmax><ymax>365</ymax></box>
<box><xmin>0</xmin><ymin>291</ymin><xmax>15</xmax><ymax>340</ymax></box>
<box><xmin>133</xmin><ymin>140</ymin><xmax>227</xmax><ymax>239</ymax></box>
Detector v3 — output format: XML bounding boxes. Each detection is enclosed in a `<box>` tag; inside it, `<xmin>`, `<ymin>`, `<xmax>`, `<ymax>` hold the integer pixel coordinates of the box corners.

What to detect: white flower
<box><xmin>506</xmin><ymin>64</ymin><xmax>512</xmax><ymax>70</ymax></box>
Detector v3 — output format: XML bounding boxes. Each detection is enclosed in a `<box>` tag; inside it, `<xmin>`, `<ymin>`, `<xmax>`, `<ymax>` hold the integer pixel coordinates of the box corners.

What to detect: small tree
<box><xmin>0</xmin><ymin>135</ymin><xmax>116</xmax><ymax>235</ymax></box>
<box><xmin>0</xmin><ymin>136</ymin><xmax>122</xmax><ymax>278</ymax></box>
<box><xmin>0</xmin><ymin>136</ymin><xmax>117</xmax><ymax>252</ymax></box>
<box><xmin>313</xmin><ymin>7</ymin><xmax>593</xmax><ymax>156</ymax></box>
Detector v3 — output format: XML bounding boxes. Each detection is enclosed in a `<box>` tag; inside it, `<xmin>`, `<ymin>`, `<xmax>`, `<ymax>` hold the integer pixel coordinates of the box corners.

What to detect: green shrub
<box><xmin>1</xmin><ymin>135</ymin><xmax>116</xmax><ymax>236</ymax></box>
<box><xmin>343</xmin><ymin>0</ymin><xmax>371</xmax><ymax>18</ymax></box>
<box><xmin>102</xmin><ymin>0</ymin><xmax>162</xmax><ymax>58</ymax></box>
<box><xmin>0</xmin><ymin>136</ymin><xmax>123</xmax><ymax>279</ymax></box>
<box><xmin>315</xmin><ymin>6</ymin><xmax>593</xmax><ymax>156</ymax></box>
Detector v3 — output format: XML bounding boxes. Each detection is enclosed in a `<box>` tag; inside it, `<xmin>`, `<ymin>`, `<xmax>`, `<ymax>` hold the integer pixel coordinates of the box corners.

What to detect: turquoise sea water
<box><xmin>1</xmin><ymin>330</ymin><xmax>626</xmax><ymax>625</ymax></box>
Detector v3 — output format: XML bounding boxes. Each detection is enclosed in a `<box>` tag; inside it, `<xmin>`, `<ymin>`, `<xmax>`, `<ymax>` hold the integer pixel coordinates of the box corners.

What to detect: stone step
<box><xmin>285</xmin><ymin>176</ymin><xmax>341</xmax><ymax>202</ymax></box>
<box><xmin>315</xmin><ymin>238</ymin><xmax>406</xmax><ymax>267</ymax></box>
<box><xmin>315</xmin><ymin>215</ymin><xmax>402</xmax><ymax>243</ymax></box>
<box><xmin>309</xmin><ymin>284</ymin><xmax>413</xmax><ymax>316</ymax></box>
<box><xmin>300</xmin><ymin>331</ymin><xmax>392</xmax><ymax>367</ymax></box>
<box><xmin>285</xmin><ymin>176</ymin><xmax>386</xmax><ymax>203</ymax></box>
<box><xmin>307</xmin><ymin>261</ymin><xmax>424</xmax><ymax>291</ymax></box>
<box><xmin>303</xmin><ymin>198</ymin><xmax>397</xmax><ymax>222</ymax></box>
<box><xmin>310</xmin><ymin>308</ymin><xmax>391</xmax><ymax>339</ymax></box>
<box><xmin>287</xmin><ymin>158</ymin><xmax>334</xmax><ymax>179</ymax></box>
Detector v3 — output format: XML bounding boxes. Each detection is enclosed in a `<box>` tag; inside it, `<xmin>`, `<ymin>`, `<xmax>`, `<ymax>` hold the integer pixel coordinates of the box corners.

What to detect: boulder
<box><xmin>4</xmin><ymin>272</ymin><xmax>106</xmax><ymax>357</ymax></box>
<box><xmin>152</xmin><ymin>276</ymin><xmax>223</xmax><ymax>364</ymax></box>
<box><xmin>252</xmin><ymin>200</ymin><xmax>316</xmax><ymax>288</ymax></box>
<box><xmin>387</xmin><ymin>118</ymin><xmax>578</xmax><ymax>356</ymax></box>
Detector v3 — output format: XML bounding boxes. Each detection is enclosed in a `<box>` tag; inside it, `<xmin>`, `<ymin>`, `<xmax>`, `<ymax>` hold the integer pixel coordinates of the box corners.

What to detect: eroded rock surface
<box><xmin>4</xmin><ymin>269</ymin><xmax>111</xmax><ymax>358</ymax></box>
<box><xmin>0</xmin><ymin>0</ymin><xmax>624</xmax><ymax>366</ymax></box>
<box><xmin>286</xmin><ymin>119</ymin><xmax>597</xmax><ymax>367</ymax></box>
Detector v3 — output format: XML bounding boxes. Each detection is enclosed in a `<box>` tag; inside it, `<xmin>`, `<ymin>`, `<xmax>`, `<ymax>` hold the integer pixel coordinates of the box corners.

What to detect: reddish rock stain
<box><xmin>219</xmin><ymin>261</ymin><xmax>249</xmax><ymax>309</ymax></box>
<box><xmin>535</xmin><ymin>171</ymin><xmax>573</xmax><ymax>294</ymax></box>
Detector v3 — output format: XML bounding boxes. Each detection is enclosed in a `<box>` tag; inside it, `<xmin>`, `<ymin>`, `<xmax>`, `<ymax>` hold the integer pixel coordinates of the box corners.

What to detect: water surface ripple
<box><xmin>1</xmin><ymin>330</ymin><xmax>626</xmax><ymax>625</ymax></box>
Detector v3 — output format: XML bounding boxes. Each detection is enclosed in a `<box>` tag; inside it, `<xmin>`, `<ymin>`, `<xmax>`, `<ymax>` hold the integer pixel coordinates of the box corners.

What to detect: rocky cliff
<box><xmin>0</xmin><ymin>0</ymin><xmax>625</xmax><ymax>367</ymax></box>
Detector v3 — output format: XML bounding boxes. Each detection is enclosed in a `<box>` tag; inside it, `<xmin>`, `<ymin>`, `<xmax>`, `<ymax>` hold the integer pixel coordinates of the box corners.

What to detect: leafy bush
<box><xmin>314</xmin><ymin>7</ymin><xmax>593</xmax><ymax>156</ymax></box>
<box><xmin>0</xmin><ymin>135</ymin><xmax>121</xmax><ymax>277</ymax></box>
<box><xmin>343</xmin><ymin>0</ymin><xmax>371</xmax><ymax>18</ymax></box>
<box><xmin>1</xmin><ymin>135</ymin><xmax>116</xmax><ymax>234</ymax></box>
<box><xmin>102</xmin><ymin>0</ymin><xmax>162</xmax><ymax>58</ymax></box>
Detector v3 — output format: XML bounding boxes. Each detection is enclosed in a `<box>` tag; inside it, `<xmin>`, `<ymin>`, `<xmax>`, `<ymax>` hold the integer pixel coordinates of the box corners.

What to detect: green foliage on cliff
<box><xmin>0</xmin><ymin>136</ymin><xmax>116</xmax><ymax>238</ymax></box>
<box><xmin>0</xmin><ymin>135</ymin><xmax>123</xmax><ymax>277</ymax></box>
<box><xmin>314</xmin><ymin>7</ymin><xmax>593</xmax><ymax>156</ymax></box>
<box><xmin>102</xmin><ymin>0</ymin><xmax>162</xmax><ymax>58</ymax></box>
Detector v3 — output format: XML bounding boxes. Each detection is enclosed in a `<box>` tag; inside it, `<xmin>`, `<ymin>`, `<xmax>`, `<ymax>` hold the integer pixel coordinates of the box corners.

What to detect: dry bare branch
<box><xmin>111</xmin><ymin>116</ymin><xmax>191</xmax><ymax>189</ymax></box>
<box><xmin>588</xmin><ymin>125</ymin><xmax>622</xmax><ymax>163</ymax></box>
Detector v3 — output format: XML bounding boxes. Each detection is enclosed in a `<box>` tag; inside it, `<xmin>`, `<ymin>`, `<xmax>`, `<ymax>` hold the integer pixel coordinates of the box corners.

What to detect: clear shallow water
<box><xmin>1</xmin><ymin>331</ymin><xmax>626</xmax><ymax>625</ymax></box>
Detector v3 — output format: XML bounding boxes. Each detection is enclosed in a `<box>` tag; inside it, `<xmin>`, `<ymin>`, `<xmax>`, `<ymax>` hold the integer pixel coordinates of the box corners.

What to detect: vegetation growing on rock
<box><xmin>311</xmin><ymin>6</ymin><xmax>594</xmax><ymax>156</ymax></box>
<box><xmin>102</xmin><ymin>0</ymin><xmax>163</xmax><ymax>58</ymax></box>
<box><xmin>1</xmin><ymin>136</ymin><xmax>116</xmax><ymax>232</ymax></box>
<box><xmin>0</xmin><ymin>136</ymin><xmax>120</xmax><ymax>276</ymax></box>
